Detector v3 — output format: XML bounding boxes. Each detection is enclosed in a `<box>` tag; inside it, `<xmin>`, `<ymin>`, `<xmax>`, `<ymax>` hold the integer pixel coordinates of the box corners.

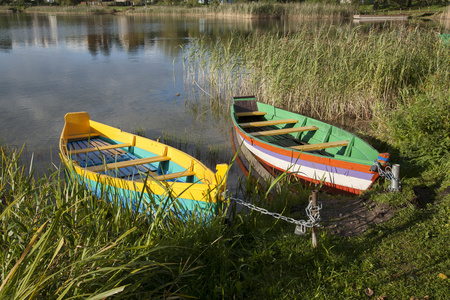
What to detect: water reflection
<box><xmin>0</xmin><ymin>12</ymin><xmax>447</xmax><ymax>180</ymax></box>
<box><xmin>0</xmin><ymin>13</ymin><xmax>295</xmax><ymax>56</ymax></box>
<box><xmin>0</xmin><ymin>14</ymin><xmax>195</xmax><ymax>57</ymax></box>
<box><xmin>0</xmin><ymin>13</ymin><xmax>297</xmax><ymax>181</ymax></box>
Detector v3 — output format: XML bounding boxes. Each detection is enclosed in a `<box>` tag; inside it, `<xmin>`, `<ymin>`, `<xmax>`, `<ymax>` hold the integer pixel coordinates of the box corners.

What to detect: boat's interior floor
<box><xmin>68</xmin><ymin>138</ymin><xmax>163</xmax><ymax>181</ymax></box>
<box><xmin>243</xmin><ymin>124</ymin><xmax>333</xmax><ymax>157</ymax></box>
<box><xmin>244</xmin><ymin>125</ymin><xmax>304</xmax><ymax>147</ymax></box>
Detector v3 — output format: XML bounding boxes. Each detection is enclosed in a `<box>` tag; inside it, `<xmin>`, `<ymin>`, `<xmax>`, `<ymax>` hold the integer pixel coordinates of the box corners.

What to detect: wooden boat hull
<box><xmin>60</xmin><ymin>112</ymin><xmax>228</xmax><ymax>220</ymax></box>
<box><xmin>231</xmin><ymin>96</ymin><xmax>381</xmax><ymax>195</ymax></box>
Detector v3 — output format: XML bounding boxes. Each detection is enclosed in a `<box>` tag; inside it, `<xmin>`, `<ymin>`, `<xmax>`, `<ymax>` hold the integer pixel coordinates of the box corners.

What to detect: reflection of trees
<box><xmin>86</xmin><ymin>17</ymin><xmax>112</xmax><ymax>56</ymax></box>
<box><xmin>0</xmin><ymin>15</ymin><xmax>12</xmax><ymax>52</ymax></box>
<box><xmin>0</xmin><ymin>13</ymin><xmax>290</xmax><ymax>57</ymax></box>
<box><xmin>0</xmin><ymin>13</ymin><xmax>58</xmax><ymax>50</ymax></box>
<box><xmin>86</xmin><ymin>33</ymin><xmax>112</xmax><ymax>56</ymax></box>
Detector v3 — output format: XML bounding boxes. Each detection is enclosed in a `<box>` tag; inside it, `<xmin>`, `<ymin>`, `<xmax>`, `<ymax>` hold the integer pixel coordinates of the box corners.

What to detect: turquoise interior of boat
<box><xmin>67</xmin><ymin>137</ymin><xmax>198</xmax><ymax>183</ymax></box>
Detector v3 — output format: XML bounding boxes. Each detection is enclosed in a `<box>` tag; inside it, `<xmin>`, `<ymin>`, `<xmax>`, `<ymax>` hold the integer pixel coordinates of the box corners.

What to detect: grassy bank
<box><xmin>15</xmin><ymin>3</ymin><xmax>353</xmax><ymax>19</ymax></box>
<box><xmin>183</xmin><ymin>25</ymin><xmax>449</xmax><ymax>298</ymax></box>
<box><xmin>186</xmin><ymin>21</ymin><xmax>450</xmax><ymax>201</ymax></box>
<box><xmin>8</xmin><ymin>2</ymin><xmax>449</xmax><ymax>19</ymax></box>
<box><xmin>187</xmin><ymin>24</ymin><xmax>449</xmax><ymax>121</ymax></box>
<box><xmin>1</xmin><ymin>11</ymin><xmax>450</xmax><ymax>299</ymax></box>
<box><xmin>1</xmin><ymin>138</ymin><xmax>449</xmax><ymax>299</ymax></box>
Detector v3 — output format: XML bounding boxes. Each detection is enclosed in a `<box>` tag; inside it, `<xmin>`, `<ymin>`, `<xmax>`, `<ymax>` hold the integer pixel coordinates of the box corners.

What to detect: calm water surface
<box><xmin>0</xmin><ymin>12</ymin><xmax>444</xmax><ymax>184</ymax></box>
<box><xmin>0</xmin><ymin>13</ymin><xmax>288</xmax><ymax>185</ymax></box>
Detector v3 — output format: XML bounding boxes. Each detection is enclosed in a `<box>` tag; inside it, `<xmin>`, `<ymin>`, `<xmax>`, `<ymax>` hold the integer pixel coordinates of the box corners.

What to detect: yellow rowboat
<box><xmin>59</xmin><ymin>112</ymin><xmax>228</xmax><ymax>220</ymax></box>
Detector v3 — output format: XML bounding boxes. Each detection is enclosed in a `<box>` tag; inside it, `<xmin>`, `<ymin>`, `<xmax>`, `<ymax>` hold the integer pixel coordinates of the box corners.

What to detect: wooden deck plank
<box><xmin>87</xmin><ymin>156</ymin><xmax>170</xmax><ymax>173</ymax></box>
<box><xmin>239</xmin><ymin>119</ymin><xmax>298</xmax><ymax>128</ymax></box>
<box><xmin>68</xmin><ymin>138</ymin><xmax>159</xmax><ymax>178</ymax></box>
<box><xmin>252</xmin><ymin>126</ymin><xmax>318</xmax><ymax>137</ymax></box>
<box><xmin>290</xmin><ymin>140</ymin><xmax>349</xmax><ymax>152</ymax></box>
<box><xmin>70</xmin><ymin>140</ymin><xmax>91</xmax><ymax>164</ymax></box>
<box><xmin>90</xmin><ymin>139</ymin><xmax>126</xmax><ymax>156</ymax></box>
<box><xmin>68</xmin><ymin>143</ymin><xmax>132</xmax><ymax>154</ymax></box>
<box><xmin>235</xmin><ymin>111</ymin><xmax>267</xmax><ymax>117</ymax></box>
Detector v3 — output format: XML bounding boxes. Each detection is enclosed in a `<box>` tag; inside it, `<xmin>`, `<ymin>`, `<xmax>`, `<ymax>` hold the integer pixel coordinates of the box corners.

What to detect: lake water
<box><xmin>0</xmin><ymin>12</ymin><xmax>303</xmax><ymax>190</ymax></box>
<box><xmin>0</xmin><ymin>12</ymin><xmax>446</xmax><ymax>188</ymax></box>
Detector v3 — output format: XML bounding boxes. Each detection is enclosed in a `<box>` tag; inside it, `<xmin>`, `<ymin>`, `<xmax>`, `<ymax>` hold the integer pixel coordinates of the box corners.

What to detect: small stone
<box><xmin>365</xmin><ymin>287</ymin><xmax>374</xmax><ymax>297</ymax></box>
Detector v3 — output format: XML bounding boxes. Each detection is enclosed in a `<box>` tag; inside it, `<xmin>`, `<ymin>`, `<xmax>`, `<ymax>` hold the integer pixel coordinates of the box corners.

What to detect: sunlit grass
<box><xmin>186</xmin><ymin>23</ymin><xmax>449</xmax><ymax>121</ymax></box>
<box><xmin>0</xmin><ymin>146</ymin><xmax>208</xmax><ymax>299</ymax></box>
<box><xmin>22</xmin><ymin>3</ymin><xmax>353</xmax><ymax>19</ymax></box>
<box><xmin>1</xmin><ymin>140</ymin><xmax>450</xmax><ymax>298</ymax></box>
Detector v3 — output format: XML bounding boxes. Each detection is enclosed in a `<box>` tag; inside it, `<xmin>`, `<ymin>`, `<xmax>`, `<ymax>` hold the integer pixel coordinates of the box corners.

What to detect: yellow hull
<box><xmin>59</xmin><ymin>112</ymin><xmax>228</xmax><ymax>216</ymax></box>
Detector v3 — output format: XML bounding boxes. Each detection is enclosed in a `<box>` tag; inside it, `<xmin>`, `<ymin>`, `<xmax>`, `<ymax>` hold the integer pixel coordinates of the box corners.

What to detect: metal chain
<box><xmin>224</xmin><ymin>192</ymin><xmax>321</xmax><ymax>234</ymax></box>
<box><xmin>371</xmin><ymin>160</ymin><xmax>401</xmax><ymax>191</ymax></box>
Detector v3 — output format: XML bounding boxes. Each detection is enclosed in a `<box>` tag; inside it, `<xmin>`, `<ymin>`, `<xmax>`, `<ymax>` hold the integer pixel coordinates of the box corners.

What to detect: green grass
<box><xmin>20</xmin><ymin>3</ymin><xmax>354</xmax><ymax>19</ymax></box>
<box><xmin>179</xmin><ymin>21</ymin><xmax>450</xmax><ymax>298</ymax></box>
<box><xmin>186</xmin><ymin>23</ymin><xmax>449</xmax><ymax>121</ymax></box>
<box><xmin>2</xmin><ymin>13</ymin><xmax>450</xmax><ymax>299</ymax></box>
<box><xmin>1</xmin><ymin>135</ymin><xmax>449</xmax><ymax>299</ymax></box>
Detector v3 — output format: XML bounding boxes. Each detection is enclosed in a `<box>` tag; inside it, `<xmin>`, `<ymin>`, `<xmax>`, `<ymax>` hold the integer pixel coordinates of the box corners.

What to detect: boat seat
<box><xmin>66</xmin><ymin>133</ymin><xmax>101</xmax><ymax>142</ymax></box>
<box><xmin>239</xmin><ymin>119</ymin><xmax>298</xmax><ymax>128</ymax></box>
<box><xmin>155</xmin><ymin>171</ymin><xmax>196</xmax><ymax>181</ymax></box>
<box><xmin>87</xmin><ymin>156</ymin><xmax>170</xmax><ymax>173</ymax></box>
<box><xmin>68</xmin><ymin>143</ymin><xmax>132</xmax><ymax>155</ymax></box>
<box><xmin>290</xmin><ymin>140</ymin><xmax>349</xmax><ymax>152</ymax></box>
<box><xmin>235</xmin><ymin>111</ymin><xmax>267</xmax><ymax>117</ymax></box>
<box><xmin>135</xmin><ymin>170</ymin><xmax>196</xmax><ymax>182</ymax></box>
<box><xmin>251</xmin><ymin>126</ymin><xmax>318</xmax><ymax>137</ymax></box>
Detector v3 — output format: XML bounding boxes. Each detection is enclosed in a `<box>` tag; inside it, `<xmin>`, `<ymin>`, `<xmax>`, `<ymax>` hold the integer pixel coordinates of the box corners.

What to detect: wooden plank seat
<box><xmin>87</xmin><ymin>156</ymin><xmax>170</xmax><ymax>173</ymax></box>
<box><xmin>69</xmin><ymin>139</ymin><xmax>131</xmax><ymax>168</ymax></box>
<box><xmin>66</xmin><ymin>133</ymin><xmax>101</xmax><ymax>142</ymax></box>
<box><xmin>136</xmin><ymin>170</ymin><xmax>196</xmax><ymax>182</ymax></box>
<box><xmin>155</xmin><ymin>170</ymin><xmax>195</xmax><ymax>181</ymax></box>
<box><xmin>68</xmin><ymin>143</ymin><xmax>132</xmax><ymax>155</ymax></box>
<box><xmin>235</xmin><ymin>111</ymin><xmax>267</xmax><ymax>117</ymax></box>
<box><xmin>290</xmin><ymin>140</ymin><xmax>349</xmax><ymax>152</ymax></box>
<box><xmin>239</xmin><ymin>119</ymin><xmax>298</xmax><ymax>129</ymax></box>
<box><xmin>251</xmin><ymin>126</ymin><xmax>318</xmax><ymax>137</ymax></box>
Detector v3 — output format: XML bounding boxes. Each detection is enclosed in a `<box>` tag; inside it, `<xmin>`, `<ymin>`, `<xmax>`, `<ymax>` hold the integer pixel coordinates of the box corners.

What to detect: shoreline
<box><xmin>0</xmin><ymin>3</ymin><xmax>448</xmax><ymax>20</ymax></box>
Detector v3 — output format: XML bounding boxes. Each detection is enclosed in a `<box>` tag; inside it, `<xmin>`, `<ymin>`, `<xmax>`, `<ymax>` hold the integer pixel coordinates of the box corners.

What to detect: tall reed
<box><xmin>0</xmin><ymin>146</ymin><xmax>209</xmax><ymax>299</ymax></box>
<box><xmin>186</xmin><ymin>23</ymin><xmax>449</xmax><ymax>121</ymax></box>
<box><xmin>129</xmin><ymin>3</ymin><xmax>353</xmax><ymax>19</ymax></box>
<box><xmin>0</xmin><ymin>144</ymin><xmax>320</xmax><ymax>298</ymax></box>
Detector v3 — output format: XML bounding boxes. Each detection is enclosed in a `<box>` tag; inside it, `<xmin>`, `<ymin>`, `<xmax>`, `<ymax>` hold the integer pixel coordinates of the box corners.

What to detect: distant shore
<box><xmin>1</xmin><ymin>3</ymin><xmax>448</xmax><ymax>22</ymax></box>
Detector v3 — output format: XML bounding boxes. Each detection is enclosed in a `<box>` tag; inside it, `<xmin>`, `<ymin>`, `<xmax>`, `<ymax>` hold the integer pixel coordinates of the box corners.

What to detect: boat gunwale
<box><xmin>59</xmin><ymin>112</ymin><xmax>228</xmax><ymax>203</ymax></box>
<box><xmin>231</xmin><ymin>105</ymin><xmax>378</xmax><ymax>171</ymax></box>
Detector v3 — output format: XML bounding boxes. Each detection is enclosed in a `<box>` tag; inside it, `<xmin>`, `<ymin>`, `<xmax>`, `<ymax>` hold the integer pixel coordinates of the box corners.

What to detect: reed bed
<box><xmin>24</xmin><ymin>5</ymin><xmax>118</xmax><ymax>14</ymax></box>
<box><xmin>128</xmin><ymin>3</ymin><xmax>353</xmax><ymax>19</ymax></box>
<box><xmin>161</xmin><ymin>130</ymin><xmax>231</xmax><ymax>169</ymax></box>
<box><xmin>2</xmin><ymin>145</ymin><xmax>450</xmax><ymax>298</ymax></box>
<box><xmin>23</xmin><ymin>3</ymin><xmax>353</xmax><ymax>19</ymax></box>
<box><xmin>186</xmin><ymin>23</ymin><xmax>450</xmax><ymax>121</ymax></box>
<box><xmin>0</xmin><ymin>146</ymin><xmax>227</xmax><ymax>299</ymax></box>
<box><xmin>0</xmin><ymin>145</ymin><xmax>320</xmax><ymax>298</ymax></box>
